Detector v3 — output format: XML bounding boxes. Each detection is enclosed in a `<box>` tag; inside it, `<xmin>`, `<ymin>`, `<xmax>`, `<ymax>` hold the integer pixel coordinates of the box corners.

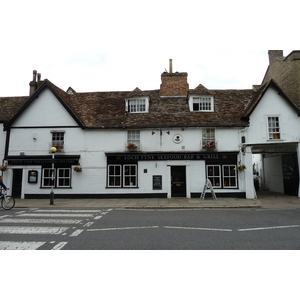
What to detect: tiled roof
<box><xmin>243</xmin><ymin>80</ymin><xmax>300</xmax><ymax>118</ymax></box>
<box><xmin>67</xmin><ymin>86</ymin><xmax>253</xmax><ymax>128</ymax></box>
<box><xmin>1</xmin><ymin>79</ymin><xmax>254</xmax><ymax>129</ymax></box>
<box><xmin>0</xmin><ymin>96</ymin><xmax>29</xmax><ymax>122</ymax></box>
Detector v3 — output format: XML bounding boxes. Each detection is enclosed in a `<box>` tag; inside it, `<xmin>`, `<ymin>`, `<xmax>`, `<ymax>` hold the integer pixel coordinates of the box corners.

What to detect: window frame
<box><xmin>222</xmin><ymin>165</ymin><xmax>237</xmax><ymax>188</ymax></box>
<box><xmin>108</xmin><ymin>165</ymin><xmax>122</xmax><ymax>187</ymax></box>
<box><xmin>125</xmin><ymin>97</ymin><xmax>149</xmax><ymax>113</ymax></box>
<box><xmin>267</xmin><ymin>116</ymin><xmax>281</xmax><ymax>140</ymax></box>
<box><xmin>123</xmin><ymin>165</ymin><xmax>137</xmax><ymax>187</ymax></box>
<box><xmin>57</xmin><ymin>168</ymin><xmax>71</xmax><ymax>188</ymax></box>
<box><xmin>189</xmin><ymin>95</ymin><xmax>214</xmax><ymax>112</ymax></box>
<box><xmin>42</xmin><ymin>168</ymin><xmax>56</xmax><ymax>187</ymax></box>
<box><xmin>51</xmin><ymin>131</ymin><xmax>65</xmax><ymax>150</ymax></box>
<box><xmin>127</xmin><ymin>130</ymin><xmax>141</xmax><ymax>150</ymax></box>
<box><xmin>42</xmin><ymin>167</ymin><xmax>71</xmax><ymax>188</ymax></box>
<box><xmin>206</xmin><ymin>165</ymin><xmax>221</xmax><ymax>188</ymax></box>
<box><xmin>107</xmin><ymin>164</ymin><xmax>138</xmax><ymax>188</ymax></box>
<box><xmin>206</xmin><ymin>164</ymin><xmax>237</xmax><ymax>189</ymax></box>
<box><xmin>202</xmin><ymin>128</ymin><xmax>216</xmax><ymax>148</ymax></box>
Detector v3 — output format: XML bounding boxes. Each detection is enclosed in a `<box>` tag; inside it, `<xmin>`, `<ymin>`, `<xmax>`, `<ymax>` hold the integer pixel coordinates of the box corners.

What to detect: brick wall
<box><xmin>160</xmin><ymin>72</ymin><xmax>189</xmax><ymax>97</ymax></box>
<box><xmin>263</xmin><ymin>51</ymin><xmax>300</xmax><ymax>106</ymax></box>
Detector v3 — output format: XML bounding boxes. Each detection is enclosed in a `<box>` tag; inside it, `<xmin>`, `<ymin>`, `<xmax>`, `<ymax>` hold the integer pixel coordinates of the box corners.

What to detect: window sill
<box><xmin>106</xmin><ymin>187</ymin><xmax>139</xmax><ymax>189</ymax></box>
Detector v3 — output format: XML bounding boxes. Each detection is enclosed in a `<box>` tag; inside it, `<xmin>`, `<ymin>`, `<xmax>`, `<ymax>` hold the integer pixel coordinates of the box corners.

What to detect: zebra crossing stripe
<box><xmin>0</xmin><ymin>241</ymin><xmax>45</xmax><ymax>250</ymax></box>
<box><xmin>0</xmin><ymin>226</ymin><xmax>69</xmax><ymax>235</ymax></box>
<box><xmin>0</xmin><ymin>218</ymin><xmax>82</xmax><ymax>224</ymax></box>
<box><xmin>52</xmin><ymin>242</ymin><xmax>68</xmax><ymax>250</ymax></box>
<box><xmin>70</xmin><ymin>229</ymin><xmax>84</xmax><ymax>237</ymax></box>
<box><xmin>17</xmin><ymin>213</ymin><xmax>95</xmax><ymax>218</ymax></box>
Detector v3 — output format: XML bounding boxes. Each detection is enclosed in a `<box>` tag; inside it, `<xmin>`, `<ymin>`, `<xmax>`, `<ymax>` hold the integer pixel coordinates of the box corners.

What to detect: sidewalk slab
<box><xmin>13</xmin><ymin>197</ymin><xmax>261</xmax><ymax>209</ymax></box>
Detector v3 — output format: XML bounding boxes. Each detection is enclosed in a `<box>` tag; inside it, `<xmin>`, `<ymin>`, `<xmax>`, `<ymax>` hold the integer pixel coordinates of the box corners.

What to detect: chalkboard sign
<box><xmin>28</xmin><ymin>170</ymin><xmax>38</xmax><ymax>183</ymax></box>
<box><xmin>153</xmin><ymin>175</ymin><xmax>162</xmax><ymax>190</ymax></box>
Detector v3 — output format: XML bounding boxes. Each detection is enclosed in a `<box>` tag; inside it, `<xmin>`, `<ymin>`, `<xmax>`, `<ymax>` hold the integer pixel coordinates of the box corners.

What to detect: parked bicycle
<box><xmin>1</xmin><ymin>189</ymin><xmax>15</xmax><ymax>210</ymax></box>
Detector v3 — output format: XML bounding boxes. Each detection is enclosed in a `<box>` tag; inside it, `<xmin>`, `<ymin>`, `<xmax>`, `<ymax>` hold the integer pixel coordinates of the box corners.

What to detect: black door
<box><xmin>282</xmin><ymin>154</ymin><xmax>299</xmax><ymax>196</ymax></box>
<box><xmin>12</xmin><ymin>169</ymin><xmax>23</xmax><ymax>198</ymax></box>
<box><xmin>171</xmin><ymin>166</ymin><xmax>186</xmax><ymax>197</ymax></box>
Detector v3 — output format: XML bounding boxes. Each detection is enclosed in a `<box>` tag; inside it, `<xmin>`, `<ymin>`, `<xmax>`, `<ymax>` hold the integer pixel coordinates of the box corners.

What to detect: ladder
<box><xmin>200</xmin><ymin>179</ymin><xmax>217</xmax><ymax>200</ymax></box>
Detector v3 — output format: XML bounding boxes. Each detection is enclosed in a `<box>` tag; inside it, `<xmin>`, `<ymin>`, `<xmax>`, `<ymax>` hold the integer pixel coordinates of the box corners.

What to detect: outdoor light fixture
<box><xmin>50</xmin><ymin>146</ymin><xmax>57</xmax><ymax>205</ymax></box>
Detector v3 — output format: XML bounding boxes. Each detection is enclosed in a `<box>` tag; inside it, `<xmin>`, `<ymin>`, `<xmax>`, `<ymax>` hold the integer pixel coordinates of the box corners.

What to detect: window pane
<box><xmin>52</xmin><ymin>132</ymin><xmax>65</xmax><ymax>149</ymax></box>
<box><xmin>123</xmin><ymin>165</ymin><xmax>137</xmax><ymax>187</ymax></box>
<box><xmin>268</xmin><ymin>117</ymin><xmax>280</xmax><ymax>139</ymax></box>
<box><xmin>57</xmin><ymin>168</ymin><xmax>71</xmax><ymax>187</ymax></box>
<box><xmin>207</xmin><ymin>165</ymin><xmax>221</xmax><ymax>188</ymax></box>
<box><xmin>108</xmin><ymin>165</ymin><xmax>121</xmax><ymax>187</ymax></box>
<box><xmin>222</xmin><ymin>165</ymin><xmax>237</xmax><ymax>188</ymax></box>
<box><xmin>128</xmin><ymin>99</ymin><xmax>146</xmax><ymax>112</ymax></box>
<box><xmin>193</xmin><ymin>97</ymin><xmax>212</xmax><ymax>111</ymax></box>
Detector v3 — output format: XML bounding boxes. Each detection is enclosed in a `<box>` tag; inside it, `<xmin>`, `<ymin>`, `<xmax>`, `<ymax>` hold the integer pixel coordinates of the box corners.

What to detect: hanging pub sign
<box><xmin>28</xmin><ymin>170</ymin><xmax>38</xmax><ymax>183</ymax></box>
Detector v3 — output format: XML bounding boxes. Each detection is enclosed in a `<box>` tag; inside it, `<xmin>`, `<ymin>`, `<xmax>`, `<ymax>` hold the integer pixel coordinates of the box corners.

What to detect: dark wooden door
<box><xmin>171</xmin><ymin>166</ymin><xmax>186</xmax><ymax>197</ymax></box>
<box><xmin>282</xmin><ymin>154</ymin><xmax>299</xmax><ymax>196</ymax></box>
<box><xmin>12</xmin><ymin>169</ymin><xmax>23</xmax><ymax>198</ymax></box>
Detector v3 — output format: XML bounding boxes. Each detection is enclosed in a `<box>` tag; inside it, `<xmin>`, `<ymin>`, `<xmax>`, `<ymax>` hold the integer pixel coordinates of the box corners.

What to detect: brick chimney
<box><xmin>268</xmin><ymin>50</ymin><xmax>284</xmax><ymax>65</ymax></box>
<box><xmin>160</xmin><ymin>60</ymin><xmax>189</xmax><ymax>97</ymax></box>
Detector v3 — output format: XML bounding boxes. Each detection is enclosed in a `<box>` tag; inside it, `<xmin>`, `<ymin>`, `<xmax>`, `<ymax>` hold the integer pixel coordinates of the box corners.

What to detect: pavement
<box><xmin>11</xmin><ymin>191</ymin><xmax>300</xmax><ymax>209</ymax></box>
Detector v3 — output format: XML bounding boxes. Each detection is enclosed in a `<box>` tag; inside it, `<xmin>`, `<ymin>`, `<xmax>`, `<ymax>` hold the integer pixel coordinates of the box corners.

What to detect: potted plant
<box><xmin>126</xmin><ymin>143</ymin><xmax>138</xmax><ymax>151</ymax></box>
<box><xmin>73</xmin><ymin>166</ymin><xmax>82</xmax><ymax>172</ymax></box>
<box><xmin>237</xmin><ymin>164</ymin><xmax>247</xmax><ymax>172</ymax></box>
<box><xmin>0</xmin><ymin>165</ymin><xmax>7</xmax><ymax>172</ymax></box>
<box><xmin>203</xmin><ymin>140</ymin><xmax>216</xmax><ymax>150</ymax></box>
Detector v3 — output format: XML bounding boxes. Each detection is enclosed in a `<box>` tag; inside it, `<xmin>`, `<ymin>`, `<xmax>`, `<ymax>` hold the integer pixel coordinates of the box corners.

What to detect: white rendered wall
<box><xmin>247</xmin><ymin>87</ymin><xmax>300</xmax><ymax>144</ymax></box>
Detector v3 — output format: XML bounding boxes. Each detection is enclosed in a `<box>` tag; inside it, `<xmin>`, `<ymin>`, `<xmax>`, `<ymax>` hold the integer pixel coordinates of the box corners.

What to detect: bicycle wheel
<box><xmin>1</xmin><ymin>195</ymin><xmax>15</xmax><ymax>210</ymax></box>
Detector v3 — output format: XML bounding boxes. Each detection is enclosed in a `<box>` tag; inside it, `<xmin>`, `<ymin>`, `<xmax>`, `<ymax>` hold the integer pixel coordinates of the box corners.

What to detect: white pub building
<box><xmin>1</xmin><ymin>51</ymin><xmax>300</xmax><ymax>200</ymax></box>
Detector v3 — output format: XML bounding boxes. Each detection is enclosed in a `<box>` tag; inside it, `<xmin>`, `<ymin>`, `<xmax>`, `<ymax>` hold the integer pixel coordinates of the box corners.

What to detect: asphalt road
<box><xmin>1</xmin><ymin>208</ymin><xmax>300</xmax><ymax>250</ymax></box>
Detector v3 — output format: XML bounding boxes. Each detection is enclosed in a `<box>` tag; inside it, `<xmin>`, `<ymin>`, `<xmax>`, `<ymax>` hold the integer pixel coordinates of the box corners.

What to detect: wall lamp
<box><xmin>152</xmin><ymin>129</ymin><xmax>170</xmax><ymax>135</ymax></box>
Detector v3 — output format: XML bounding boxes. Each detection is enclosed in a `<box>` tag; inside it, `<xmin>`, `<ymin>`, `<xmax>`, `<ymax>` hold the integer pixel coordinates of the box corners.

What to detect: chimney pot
<box><xmin>29</xmin><ymin>70</ymin><xmax>38</xmax><ymax>96</ymax></box>
<box><xmin>169</xmin><ymin>59</ymin><xmax>173</xmax><ymax>73</ymax></box>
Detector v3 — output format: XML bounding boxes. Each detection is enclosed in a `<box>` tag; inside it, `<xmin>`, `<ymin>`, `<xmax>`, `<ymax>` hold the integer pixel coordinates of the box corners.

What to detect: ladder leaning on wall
<box><xmin>200</xmin><ymin>179</ymin><xmax>217</xmax><ymax>200</ymax></box>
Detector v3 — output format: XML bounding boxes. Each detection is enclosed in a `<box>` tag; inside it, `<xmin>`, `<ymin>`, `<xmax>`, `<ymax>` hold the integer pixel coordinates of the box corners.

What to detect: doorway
<box><xmin>282</xmin><ymin>154</ymin><xmax>299</xmax><ymax>196</ymax></box>
<box><xmin>12</xmin><ymin>169</ymin><xmax>23</xmax><ymax>198</ymax></box>
<box><xmin>171</xmin><ymin>166</ymin><xmax>186</xmax><ymax>197</ymax></box>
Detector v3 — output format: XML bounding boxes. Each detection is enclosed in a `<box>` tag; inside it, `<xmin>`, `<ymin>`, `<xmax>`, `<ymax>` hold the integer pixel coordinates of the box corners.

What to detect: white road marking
<box><xmin>88</xmin><ymin>226</ymin><xmax>159</xmax><ymax>231</ymax></box>
<box><xmin>83</xmin><ymin>222</ymin><xmax>94</xmax><ymax>227</ymax></box>
<box><xmin>0</xmin><ymin>218</ymin><xmax>82</xmax><ymax>224</ymax></box>
<box><xmin>0</xmin><ymin>226</ymin><xmax>69</xmax><ymax>235</ymax></box>
<box><xmin>238</xmin><ymin>225</ymin><xmax>300</xmax><ymax>232</ymax></box>
<box><xmin>70</xmin><ymin>229</ymin><xmax>84</xmax><ymax>236</ymax></box>
<box><xmin>17</xmin><ymin>213</ymin><xmax>94</xmax><ymax>218</ymax></box>
<box><xmin>0</xmin><ymin>241</ymin><xmax>45</xmax><ymax>250</ymax></box>
<box><xmin>94</xmin><ymin>216</ymin><xmax>102</xmax><ymax>219</ymax></box>
<box><xmin>52</xmin><ymin>242</ymin><xmax>68</xmax><ymax>250</ymax></box>
<box><xmin>36</xmin><ymin>210</ymin><xmax>103</xmax><ymax>213</ymax></box>
<box><xmin>15</xmin><ymin>211</ymin><xmax>26</xmax><ymax>214</ymax></box>
<box><xmin>164</xmin><ymin>226</ymin><xmax>232</xmax><ymax>232</ymax></box>
<box><xmin>0</xmin><ymin>215</ymin><xmax>9</xmax><ymax>219</ymax></box>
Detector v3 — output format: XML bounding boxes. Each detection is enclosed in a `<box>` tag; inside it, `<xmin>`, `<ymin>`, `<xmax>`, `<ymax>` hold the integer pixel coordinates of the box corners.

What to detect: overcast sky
<box><xmin>1</xmin><ymin>0</ymin><xmax>297</xmax><ymax>96</ymax></box>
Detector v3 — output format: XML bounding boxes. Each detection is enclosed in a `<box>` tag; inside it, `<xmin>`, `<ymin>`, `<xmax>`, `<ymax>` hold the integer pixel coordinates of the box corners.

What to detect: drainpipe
<box><xmin>238</xmin><ymin>127</ymin><xmax>248</xmax><ymax>161</ymax></box>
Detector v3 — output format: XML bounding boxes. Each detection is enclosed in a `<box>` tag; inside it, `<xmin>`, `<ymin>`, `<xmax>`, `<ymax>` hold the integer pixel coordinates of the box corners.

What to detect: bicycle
<box><xmin>1</xmin><ymin>189</ymin><xmax>15</xmax><ymax>210</ymax></box>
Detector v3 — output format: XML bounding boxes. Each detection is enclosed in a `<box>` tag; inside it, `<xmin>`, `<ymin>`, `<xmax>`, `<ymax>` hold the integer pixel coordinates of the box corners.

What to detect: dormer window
<box><xmin>125</xmin><ymin>97</ymin><xmax>149</xmax><ymax>113</ymax></box>
<box><xmin>189</xmin><ymin>96</ymin><xmax>214</xmax><ymax>112</ymax></box>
